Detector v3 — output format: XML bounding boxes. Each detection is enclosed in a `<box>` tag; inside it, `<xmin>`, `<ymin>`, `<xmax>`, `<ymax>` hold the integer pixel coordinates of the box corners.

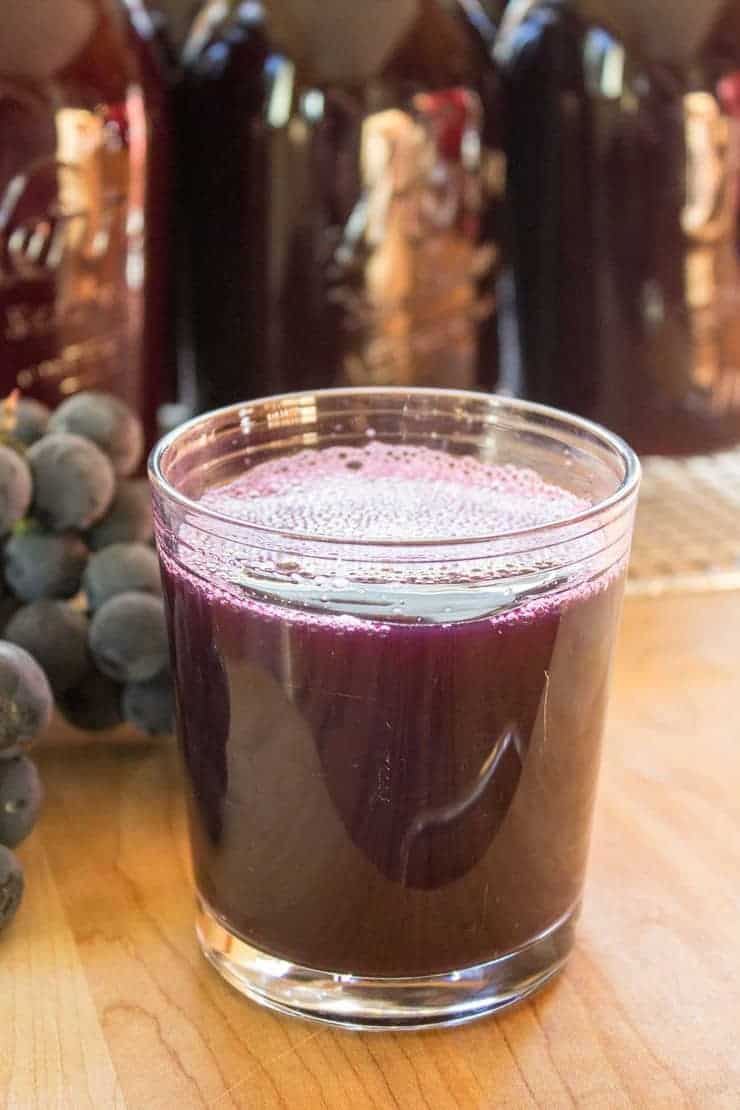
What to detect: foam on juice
<box><xmin>200</xmin><ymin>442</ymin><xmax>591</xmax><ymax>542</ymax></box>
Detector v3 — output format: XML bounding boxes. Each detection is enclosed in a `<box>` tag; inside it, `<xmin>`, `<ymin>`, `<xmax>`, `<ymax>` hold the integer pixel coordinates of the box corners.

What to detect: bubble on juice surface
<box><xmin>199</xmin><ymin>442</ymin><xmax>590</xmax><ymax>544</ymax></box>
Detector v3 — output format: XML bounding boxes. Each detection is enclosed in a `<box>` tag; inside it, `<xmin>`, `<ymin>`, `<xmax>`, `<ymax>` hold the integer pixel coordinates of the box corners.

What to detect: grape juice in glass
<box><xmin>150</xmin><ymin>388</ymin><xmax>639</xmax><ymax>1028</ymax></box>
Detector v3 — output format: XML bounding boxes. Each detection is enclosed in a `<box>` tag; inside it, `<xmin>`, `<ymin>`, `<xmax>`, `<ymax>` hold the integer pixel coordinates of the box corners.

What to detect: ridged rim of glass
<box><xmin>149</xmin><ymin>387</ymin><xmax>641</xmax><ymax>549</ymax></box>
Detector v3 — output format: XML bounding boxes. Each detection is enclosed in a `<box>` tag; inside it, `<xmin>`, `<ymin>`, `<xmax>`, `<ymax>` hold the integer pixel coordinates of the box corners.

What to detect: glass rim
<box><xmin>148</xmin><ymin>386</ymin><xmax>641</xmax><ymax>550</ymax></box>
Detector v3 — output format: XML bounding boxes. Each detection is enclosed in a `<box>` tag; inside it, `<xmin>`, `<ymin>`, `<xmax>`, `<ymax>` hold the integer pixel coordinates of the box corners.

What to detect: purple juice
<box><xmin>160</xmin><ymin>443</ymin><xmax>626</xmax><ymax>977</ymax></box>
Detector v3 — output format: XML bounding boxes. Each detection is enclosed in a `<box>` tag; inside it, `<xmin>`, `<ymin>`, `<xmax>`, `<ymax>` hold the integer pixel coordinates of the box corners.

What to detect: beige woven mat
<box><xmin>628</xmin><ymin>449</ymin><xmax>740</xmax><ymax>596</ymax></box>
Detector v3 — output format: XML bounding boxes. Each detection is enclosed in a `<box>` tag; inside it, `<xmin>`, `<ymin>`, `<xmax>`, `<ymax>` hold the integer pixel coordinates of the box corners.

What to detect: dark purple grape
<box><xmin>27</xmin><ymin>433</ymin><xmax>115</xmax><ymax>531</ymax></box>
<box><xmin>88</xmin><ymin>481</ymin><xmax>153</xmax><ymax>550</ymax></box>
<box><xmin>89</xmin><ymin>592</ymin><xmax>168</xmax><ymax>683</ymax></box>
<box><xmin>83</xmin><ymin>542</ymin><xmax>161</xmax><ymax>611</ymax></box>
<box><xmin>4</xmin><ymin>530</ymin><xmax>89</xmax><ymax>602</ymax></box>
<box><xmin>13</xmin><ymin>398</ymin><xmax>50</xmax><ymax>447</ymax></box>
<box><xmin>48</xmin><ymin>392</ymin><xmax>144</xmax><ymax>477</ymax></box>
<box><xmin>0</xmin><ymin>641</ymin><xmax>53</xmax><ymax>756</ymax></box>
<box><xmin>0</xmin><ymin>756</ymin><xmax>43</xmax><ymax>847</ymax></box>
<box><xmin>0</xmin><ymin>844</ymin><xmax>23</xmax><ymax>932</ymax></box>
<box><xmin>122</xmin><ymin>671</ymin><xmax>174</xmax><ymax>735</ymax></box>
<box><xmin>0</xmin><ymin>444</ymin><xmax>32</xmax><ymax>534</ymax></box>
<box><xmin>5</xmin><ymin>602</ymin><xmax>89</xmax><ymax>696</ymax></box>
<box><xmin>58</xmin><ymin>669</ymin><xmax>123</xmax><ymax>732</ymax></box>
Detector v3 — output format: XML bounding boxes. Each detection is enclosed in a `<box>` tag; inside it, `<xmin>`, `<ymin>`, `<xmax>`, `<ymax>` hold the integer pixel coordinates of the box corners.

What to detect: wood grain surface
<box><xmin>2</xmin><ymin>592</ymin><xmax>740</xmax><ymax>1109</ymax></box>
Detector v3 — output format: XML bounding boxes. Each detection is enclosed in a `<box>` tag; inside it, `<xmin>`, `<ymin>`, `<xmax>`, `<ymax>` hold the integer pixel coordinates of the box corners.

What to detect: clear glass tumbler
<box><xmin>149</xmin><ymin>387</ymin><xmax>640</xmax><ymax>1029</ymax></box>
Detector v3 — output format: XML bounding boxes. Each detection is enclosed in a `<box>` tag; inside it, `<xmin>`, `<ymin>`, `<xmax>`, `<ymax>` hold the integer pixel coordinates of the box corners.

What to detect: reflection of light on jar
<box><xmin>55</xmin><ymin>109</ymin><xmax>105</xmax><ymax>260</ymax></box>
<box><xmin>686</xmin><ymin>248</ymin><xmax>715</xmax><ymax>311</ymax></box>
<box><xmin>682</xmin><ymin>90</ymin><xmax>740</xmax><ymax>403</ymax></box>
<box><xmin>301</xmin><ymin>89</ymin><xmax>325</xmax><ymax>124</ymax></box>
<box><xmin>54</xmin><ymin>104</ymin><xmax>129</xmax><ymax>308</ymax></box>
<box><xmin>330</xmin><ymin>90</ymin><xmax>495</xmax><ymax>390</ymax></box>
<box><xmin>266</xmin><ymin>57</ymin><xmax>295</xmax><ymax>130</ymax></box>
<box><xmin>0</xmin><ymin>102</ymin><xmax>129</xmax><ymax>294</ymax></box>
<box><xmin>126</xmin><ymin>209</ymin><xmax>145</xmax><ymax>291</ymax></box>
<box><xmin>125</xmin><ymin>85</ymin><xmax>146</xmax><ymax>293</ymax></box>
<box><xmin>682</xmin><ymin>92</ymin><xmax>732</xmax><ymax>242</ymax></box>
<box><xmin>582</xmin><ymin>27</ymin><xmax>625</xmax><ymax>100</ymax></box>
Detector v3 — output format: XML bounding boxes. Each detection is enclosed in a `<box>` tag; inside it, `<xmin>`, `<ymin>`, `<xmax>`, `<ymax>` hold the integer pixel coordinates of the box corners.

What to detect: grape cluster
<box><xmin>0</xmin><ymin>392</ymin><xmax>175</xmax><ymax>932</ymax></box>
<box><xmin>0</xmin><ymin>391</ymin><xmax>174</xmax><ymax>741</ymax></box>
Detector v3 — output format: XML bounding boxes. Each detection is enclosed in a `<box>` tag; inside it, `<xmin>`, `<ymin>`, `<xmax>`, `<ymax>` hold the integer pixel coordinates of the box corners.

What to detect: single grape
<box><xmin>83</xmin><ymin>542</ymin><xmax>161</xmax><ymax>611</ymax></box>
<box><xmin>122</xmin><ymin>671</ymin><xmax>174</xmax><ymax>735</ymax></box>
<box><xmin>4</xmin><ymin>530</ymin><xmax>89</xmax><ymax>602</ymax></box>
<box><xmin>89</xmin><ymin>592</ymin><xmax>168</xmax><ymax>683</ymax></box>
<box><xmin>0</xmin><ymin>756</ymin><xmax>43</xmax><ymax>847</ymax></box>
<box><xmin>5</xmin><ymin>602</ymin><xmax>89</xmax><ymax>696</ymax></box>
<box><xmin>0</xmin><ymin>445</ymin><xmax>32</xmax><ymax>534</ymax></box>
<box><xmin>58</xmin><ymin>669</ymin><xmax>123</xmax><ymax>732</ymax></box>
<box><xmin>0</xmin><ymin>641</ymin><xmax>53</xmax><ymax>756</ymax></box>
<box><xmin>88</xmin><ymin>480</ymin><xmax>153</xmax><ymax>550</ymax></box>
<box><xmin>13</xmin><ymin>398</ymin><xmax>50</xmax><ymax>446</ymax></box>
<box><xmin>48</xmin><ymin>391</ymin><xmax>144</xmax><ymax>477</ymax></box>
<box><xmin>0</xmin><ymin>844</ymin><xmax>23</xmax><ymax>932</ymax></box>
<box><xmin>27</xmin><ymin>433</ymin><xmax>115</xmax><ymax>531</ymax></box>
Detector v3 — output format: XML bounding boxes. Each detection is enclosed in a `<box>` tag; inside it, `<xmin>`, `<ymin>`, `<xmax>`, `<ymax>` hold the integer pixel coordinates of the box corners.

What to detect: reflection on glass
<box><xmin>683</xmin><ymin>89</ymin><xmax>740</xmax><ymax>408</ymax></box>
<box><xmin>329</xmin><ymin>91</ymin><xmax>496</xmax><ymax>389</ymax></box>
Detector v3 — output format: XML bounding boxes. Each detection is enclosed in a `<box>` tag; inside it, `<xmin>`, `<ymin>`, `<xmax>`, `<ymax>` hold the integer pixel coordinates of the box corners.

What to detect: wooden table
<box><xmin>3</xmin><ymin>592</ymin><xmax>740</xmax><ymax>1109</ymax></box>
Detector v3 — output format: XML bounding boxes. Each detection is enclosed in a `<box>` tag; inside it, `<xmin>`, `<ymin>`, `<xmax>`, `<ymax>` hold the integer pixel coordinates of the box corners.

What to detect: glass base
<box><xmin>196</xmin><ymin>899</ymin><xmax>578</xmax><ymax>1030</ymax></box>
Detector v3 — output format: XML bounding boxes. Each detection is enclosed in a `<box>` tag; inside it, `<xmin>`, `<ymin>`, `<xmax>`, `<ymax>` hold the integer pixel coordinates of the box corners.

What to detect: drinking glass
<box><xmin>150</xmin><ymin>387</ymin><xmax>639</xmax><ymax>1029</ymax></box>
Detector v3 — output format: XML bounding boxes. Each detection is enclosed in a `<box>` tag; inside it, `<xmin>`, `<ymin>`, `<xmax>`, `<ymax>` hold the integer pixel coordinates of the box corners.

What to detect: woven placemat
<box><xmin>628</xmin><ymin>449</ymin><xmax>740</xmax><ymax>596</ymax></box>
